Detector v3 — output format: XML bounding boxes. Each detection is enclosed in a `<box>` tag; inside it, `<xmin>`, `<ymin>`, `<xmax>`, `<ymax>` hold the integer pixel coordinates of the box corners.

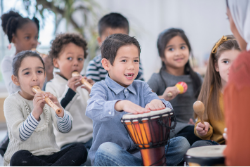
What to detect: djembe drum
<box><xmin>121</xmin><ymin>108</ymin><xmax>176</xmax><ymax>166</ymax></box>
<box><xmin>185</xmin><ymin>145</ymin><xmax>226</xmax><ymax>166</ymax></box>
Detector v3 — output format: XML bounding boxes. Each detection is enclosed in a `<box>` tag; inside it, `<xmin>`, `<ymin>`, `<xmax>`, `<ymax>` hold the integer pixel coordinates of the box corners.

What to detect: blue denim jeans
<box><xmin>94</xmin><ymin>136</ymin><xmax>190</xmax><ymax>166</ymax></box>
<box><xmin>191</xmin><ymin>140</ymin><xmax>220</xmax><ymax>148</ymax></box>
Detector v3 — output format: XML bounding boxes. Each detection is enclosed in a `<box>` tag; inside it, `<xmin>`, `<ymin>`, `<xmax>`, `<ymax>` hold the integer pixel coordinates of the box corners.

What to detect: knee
<box><xmin>10</xmin><ymin>150</ymin><xmax>31</xmax><ymax>166</ymax></box>
<box><xmin>96</xmin><ymin>142</ymin><xmax>121</xmax><ymax>156</ymax></box>
<box><xmin>94</xmin><ymin>142</ymin><xmax>122</xmax><ymax>165</ymax></box>
<box><xmin>171</xmin><ymin>136</ymin><xmax>190</xmax><ymax>155</ymax></box>
<box><xmin>191</xmin><ymin>140</ymin><xmax>212</xmax><ymax>148</ymax></box>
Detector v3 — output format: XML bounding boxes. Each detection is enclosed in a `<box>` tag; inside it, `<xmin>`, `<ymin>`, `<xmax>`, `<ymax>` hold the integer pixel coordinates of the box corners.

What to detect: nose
<box><xmin>73</xmin><ymin>59</ymin><xmax>79</xmax><ymax>67</ymax></box>
<box><xmin>174</xmin><ymin>49</ymin><xmax>181</xmax><ymax>56</ymax></box>
<box><xmin>127</xmin><ymin>61</ymin><xmax>135</xmax><ymax>70</ymax></box>
<box><xmin>31</xmin><ymin>38</ymin><xmax>38</xmax><ymax>48</ymax></box>
<box><xmin>32</xmin><ymin>72</ymin><xmax>38</xmax><ymax>82</ymax></box>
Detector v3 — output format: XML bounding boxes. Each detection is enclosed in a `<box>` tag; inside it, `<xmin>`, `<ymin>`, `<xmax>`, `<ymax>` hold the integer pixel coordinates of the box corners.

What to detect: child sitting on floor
<box><xmin>86</xmin><ymin>34</ymin><xmax>190</xmax><ymax>166</ymax></box>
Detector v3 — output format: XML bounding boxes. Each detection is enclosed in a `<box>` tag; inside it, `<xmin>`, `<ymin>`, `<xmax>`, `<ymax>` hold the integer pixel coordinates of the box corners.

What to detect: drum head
<box><xmin>121</xmin><ymin>107</ymin><xmax>172</xmax><ymax>120</ymax></box>
<box><xmin>185</xmin><ymin>145</ymin><xmax>226</xmax><ymax>166</ymax></box>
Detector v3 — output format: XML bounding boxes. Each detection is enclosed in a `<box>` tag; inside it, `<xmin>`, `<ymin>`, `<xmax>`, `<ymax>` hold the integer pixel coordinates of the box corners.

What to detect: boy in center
<box><xmin>86</xmin><ymin>34</ymin><xmax>190</xmax><ymax>166</ymax></box>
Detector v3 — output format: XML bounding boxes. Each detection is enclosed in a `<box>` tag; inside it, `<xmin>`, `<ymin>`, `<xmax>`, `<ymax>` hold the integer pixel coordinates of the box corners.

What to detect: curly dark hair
<box><xmin>49</xmin><ymin>33</ymin><xmax>88</xmax><ymax>60</ymax></box>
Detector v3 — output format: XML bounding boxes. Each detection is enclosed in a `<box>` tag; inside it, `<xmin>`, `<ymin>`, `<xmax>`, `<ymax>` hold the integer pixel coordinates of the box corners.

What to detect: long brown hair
<box><xmin>197</xmin><ymin>35</ymin><xmax>240</xmax><ymax>120</ymax></box>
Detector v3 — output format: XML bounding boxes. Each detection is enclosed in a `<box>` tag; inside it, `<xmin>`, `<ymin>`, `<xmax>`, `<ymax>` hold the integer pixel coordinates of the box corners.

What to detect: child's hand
<box><xmin>145</xmin><ymin>99</ymin><xmax>165</xmax><ymax>111</ymax></box>
<box><xmin>81</xmin><ymin>77</ymin><xmax>95</xmax><ymax>93</ymax></box>
<box><xmin>196</xmin><ymin>122</ymin><xmax>210</xmax><ymax>136</ymax></box>
<box><xmin>67</xmin><ymin>76</ymin><xmax>82</xmax><ymax>92</ymax></box>
<box><xmin>43</xmin><ymin>92</ymin><xmax>64</xmax><ymax>117</ymax></box>
<box><xmin>162</xmin><ymin>86</ymin><xmax>180</xmax><ymax>101</ymax></box>
<box><xmin>188</xmin><ymin>118</ymin><xmax>195</xmax><ymax>125</ymax></box>
<box><xmin>32</xmin><ymin>92</ymin><xmax>46</xmax><ymax>121</ymax></box>
<box><xmin>115</xmin><ymin>100</ymin><xmax>150</xmax><ymax>114</ymax></box>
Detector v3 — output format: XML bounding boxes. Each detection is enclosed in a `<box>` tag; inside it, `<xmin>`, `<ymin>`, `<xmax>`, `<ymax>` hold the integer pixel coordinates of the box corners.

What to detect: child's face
<box><xmin>161</xmin><ymin>36</ymin><xmax>189</xmax><ymax>70</ymax></box>
<box><xmin>12</xmin><ymin>22</ymin><xmax>38</xmax><ymax>53</ymax></box>
<box><xmin>98</xmin><ymin>28</ymin><xmax>128</xmax><ymax>46</ymax></box>
<box><xmin>103</xmin><ymin>45</ymin><xmax>140</xmax><ymax>87</ymax></box>
<box><xmin>53</xmin><ymin>43</ymin><xmax>85</xmax><ymax>80</ymax></box>
<box><xmin>13</xmin><ymin>57</ymin><xmax>45</xmax><ymax>100</ymax></box>
<box><xmin>215</xmin><ymin>49</ymin><xmax>240</xmax><ymax>85</ymax></box>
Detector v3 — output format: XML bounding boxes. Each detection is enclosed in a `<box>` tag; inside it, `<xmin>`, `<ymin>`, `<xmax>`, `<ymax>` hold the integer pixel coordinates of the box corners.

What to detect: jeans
<box><xmin>10</xmin><ymin>143</ymin><xmax>87</xmax><ymax>166</ymax></box>
<box><xmin>191</xmin><ymin>140</ymin><xmax>220</xmax><ymax>148</ymax></box>
<box><xmin>94</xmin><ymin>136</ymin><xmax>190</xmax><ymax>166</ymax></box>
<box><xmin>61</xmin><ymin>138</ymin><xmax>93</xmax><ymax>166</ymax></box>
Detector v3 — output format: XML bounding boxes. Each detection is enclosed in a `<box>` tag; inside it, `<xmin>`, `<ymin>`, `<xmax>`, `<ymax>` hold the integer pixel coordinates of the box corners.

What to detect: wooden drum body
<box><xmin>121</xmin><ymin>108</ymin><xmax>176</xmax><ymax>166</ymax></box>
<box><xmin>185</xmin><ymin>145</ymin><xmax>226</xmax><ymax>166</ymax></box>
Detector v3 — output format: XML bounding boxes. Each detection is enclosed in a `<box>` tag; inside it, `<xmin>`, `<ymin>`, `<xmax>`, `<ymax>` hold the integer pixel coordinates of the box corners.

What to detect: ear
<box><xmin>11</xmin><ymin>75</ymin><xmax>20</xmax><ymax>86</ymax></box>
<box><xmin>11</xmin><ymin>34</ymin><xmax>16</xmax><ymax>44</ymax></box>
<box><xmin>101</xmin><ymin>58</ymin><xmax>111</xmax><ymax>71</ymax></box>
<box><xmin>53</xmin><ymin>58</ymin><xmax>59</xmax><ymax>68</ymax></box>
<box><xmin>97</xmin><ymin>36</ymin><xmax>102</xmax><ymax>47</ymax></box>
<box><xmin>215</xmin><ymin>61</ymin><xmax>219</xmax><ymax>72</ymax></box>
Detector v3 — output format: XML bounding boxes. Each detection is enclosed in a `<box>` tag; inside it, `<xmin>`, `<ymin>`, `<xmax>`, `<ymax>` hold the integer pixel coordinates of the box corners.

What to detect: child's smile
<box><xmin>104</xmin><ymin>44</ymin><xmax>140</xmax><ymax>87</ymax></box>
<box><xmin>124</xmin><ymin>73</ymin><xmax>135</xmax><ymax>80</ymax></box>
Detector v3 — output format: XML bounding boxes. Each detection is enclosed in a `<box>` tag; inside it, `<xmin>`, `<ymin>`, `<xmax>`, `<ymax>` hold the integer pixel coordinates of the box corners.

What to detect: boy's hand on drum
<box><xmin>81</xmin><ymin>77</ymin><xmax>95</xmax><ymax>93</ymax></box>
<box><xmin>43</xmin><ymin>92</ymin><xmax>64</xmax><ymax>117</ymax></box>
<box><xmin>32</xmin><ymin>92</ymin><xmax>46</xmax><ymax>121</ymax></box>
<box><xmin>162</xmin><ymin>86</ymin><xmax>180</xmax><ymax>101</ymax></box>
<box><xmin>115</xmin><ymin>100</ymin><xmax>150</xmax><ymax>114</ymax></box>
<box><xmin>145</xmin><ymin>99</ymin><xmax>165</xmax><ymax>111</ymax></box>
<box><xmin>196</xmin><ymin>122</ymin><xmax>210</xmax><ymax>136</ymax></box>
<box><xmin>67</xmin><ymin>76</ymin><xmax>82</xmax><ymax>92</ymax></box>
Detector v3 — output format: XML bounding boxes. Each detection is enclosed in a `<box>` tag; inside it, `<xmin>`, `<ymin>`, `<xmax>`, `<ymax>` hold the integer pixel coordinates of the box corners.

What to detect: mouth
<box><xmin>174</xmin><ymin>58</ymin><xmax>184</xmax><ymax>62</ymax></box>
<box><xmin>124</xmin><ymin>73</ymin><xmax>134</xmax><ymax>80</ymax></box>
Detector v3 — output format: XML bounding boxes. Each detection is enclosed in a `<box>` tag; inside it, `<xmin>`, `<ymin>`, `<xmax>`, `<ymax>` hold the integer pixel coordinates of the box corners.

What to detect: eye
<box><xmin>35</xmin><ymin>36</ymin><xmax>38</xmax><ymax>40</ymax></box>
<box><xmin>24</xmin><ymin>72</ymin><xmax>29</xmax><ymax>75</ymax></box>
<box><xmin>67</xmin><ymin>57</ymin><xmax>73</xmax><ymax>61</ymax></box>
<box><xmin>37</xmin><ymin>70</ymin><xmax>43</xmax><ymax>74</ymax></box>
<box><xmin>180</xmin><ymin>46</ymin><xmax>186</xmax><ymax>49</ymax></box>
<box><xmin>121</xmin><ymin>59</ymin><xmax>127</xmax><ymax>62</ymax></box>
<box><xmin>25</xmin><ymin>36</ymin><xmax>30</xmax><ymax>40</ymax></box>
<box><xmin>168</xmin><ymin>48</ymin><xmax>174</xmax><ymax>51</ymax></box>
<box><xmin>134</xmin><ymin>59</ymin><xmax>139</xmax><ymax>63</ymax></box>
<box><xmin>223</xmin><ymin>60</ymin><xmax>229</xmax><ymax>64</ymax></box>
<box><xmin>78</xmin><ymin>58</ymin><xmax>83</xmax><ymax>61</ymax></box>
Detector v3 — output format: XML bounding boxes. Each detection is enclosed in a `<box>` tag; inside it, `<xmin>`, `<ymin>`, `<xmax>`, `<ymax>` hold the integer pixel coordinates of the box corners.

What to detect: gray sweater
<box><xmin>147</xmin><ymin>69</ymin><xmax>202</xmax><ymax>138</ymax></box>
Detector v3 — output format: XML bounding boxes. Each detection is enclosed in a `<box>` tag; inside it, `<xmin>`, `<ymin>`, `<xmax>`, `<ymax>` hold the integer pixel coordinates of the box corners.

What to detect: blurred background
<box><xmin>0</xmin><ymin>0</ymin><xmax>231</xmax><ymax>127</ymax></box>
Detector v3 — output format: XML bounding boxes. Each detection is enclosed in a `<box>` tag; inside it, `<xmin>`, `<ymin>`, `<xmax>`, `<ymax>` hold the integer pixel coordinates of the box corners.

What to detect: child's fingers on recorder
<box><xmin>81</xmin><ymin>85</ymin><xmax>91</xmax><ymax>93</ymax></box>
<box><xmin>68</xmin><ymin>76</ymin><xmax>82</xmax><ymax>84</ymax></box>
<box><xmin>83</xmin><ymin>76</ymin><xmax>95</xmax><ymax>86</ymax></box>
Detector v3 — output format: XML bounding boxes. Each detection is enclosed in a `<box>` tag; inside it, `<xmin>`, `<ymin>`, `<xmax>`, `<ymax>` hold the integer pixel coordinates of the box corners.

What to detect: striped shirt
<box><xmin>86</xmin><ymin>55</ymin><xmax>144</xmax><ymax>82</ymax></box>
<box><xmin>19</xmin><ymin>112</ymin><xmax>72</xmax><ymax>141</ymax></box>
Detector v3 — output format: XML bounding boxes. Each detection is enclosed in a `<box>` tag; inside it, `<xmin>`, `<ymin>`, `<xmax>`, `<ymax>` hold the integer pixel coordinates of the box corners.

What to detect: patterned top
<box><xmin>3</xmin><ymin>92</ymin><xmax>72</xmax><ymax>165</ymax></box>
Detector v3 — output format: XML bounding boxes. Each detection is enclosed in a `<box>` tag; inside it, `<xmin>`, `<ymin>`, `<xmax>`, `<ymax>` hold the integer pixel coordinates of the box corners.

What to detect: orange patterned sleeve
<box><xmin>223</xmin><ymin>51</ymin><xmax>250</xmax><ymax>166</ymax></box>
